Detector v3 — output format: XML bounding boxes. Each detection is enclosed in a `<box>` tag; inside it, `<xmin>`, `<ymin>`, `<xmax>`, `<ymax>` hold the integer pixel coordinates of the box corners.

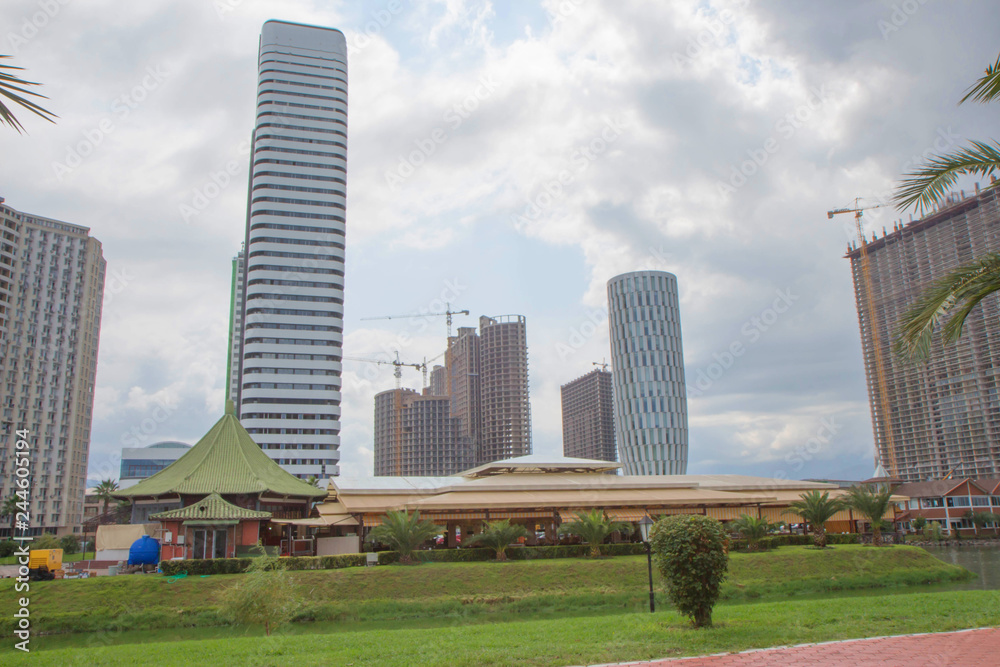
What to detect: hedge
<box><xmin>729</xmin><ymin>533</ymin><xmax>860</xmax><ymax>552</ymax></box>
<box><xmin>158</xmin><ymin>542</ymin><xmax>648</xmax><ymax>575</ymax></box>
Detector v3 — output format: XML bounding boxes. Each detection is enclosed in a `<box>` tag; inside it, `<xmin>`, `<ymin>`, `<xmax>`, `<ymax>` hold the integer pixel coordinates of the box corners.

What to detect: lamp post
<box><xmin>638</xmin><ymin>515</ymin><xmax>655</xmax><ymax>613</ymax></box>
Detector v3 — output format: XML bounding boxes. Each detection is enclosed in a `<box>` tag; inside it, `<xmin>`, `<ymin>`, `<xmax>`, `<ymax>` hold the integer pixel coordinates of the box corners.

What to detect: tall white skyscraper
<box><xmin>236</xmin><ymin>21</ymin><xmax>347</xmax><ymax>479</ymax></box>
<box><xmin>607</xmin><ymin>270</ymin><xmax>688</xmax><ymax>475</ymax></box>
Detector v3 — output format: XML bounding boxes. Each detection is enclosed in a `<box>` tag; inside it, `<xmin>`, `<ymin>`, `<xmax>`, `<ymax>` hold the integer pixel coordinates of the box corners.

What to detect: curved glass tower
<box><xmin>237</xmin><ymin>21</ymin><xmax>347</xmax><ymax>479</ymax></box>
<box><xmin>607</xmin><ymin>270</ymin><xmax>688</xmax><ymax>475</ymax></box>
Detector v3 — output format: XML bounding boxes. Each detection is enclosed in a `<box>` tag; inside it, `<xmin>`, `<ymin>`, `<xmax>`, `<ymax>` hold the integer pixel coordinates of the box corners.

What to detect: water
<box><xmin>921</xmin><ymin>544</ymin><xmax>1000</xmax><ymax>591</ymax></box>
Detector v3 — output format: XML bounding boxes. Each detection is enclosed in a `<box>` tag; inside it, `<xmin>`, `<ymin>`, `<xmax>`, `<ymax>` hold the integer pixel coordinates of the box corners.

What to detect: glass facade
<box><xmin>607</xmin><ymin>270</ymin><xmax>688</xmax><ymax>475</ymax></box>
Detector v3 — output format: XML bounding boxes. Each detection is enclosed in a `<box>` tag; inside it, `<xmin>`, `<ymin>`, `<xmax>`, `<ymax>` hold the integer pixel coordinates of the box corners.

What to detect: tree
<box><xmin>893</xmin><ymin>52</ymin><xmax>1000</xmax><ymax>360</ymax></box>
<box><xmin>783</xmin><ymin>490</ymin><xmax>846</xmax><ymax>548</ymax></box>
<box><xmin>911</xmin><ymin>516</ymin><xmax>927</xmax><ymax>533</ymax></box>
<box><xmin>366</xmin><ymin>510</ymin><xmax>440</xmax><ymax>564</ymax></box>
<box><xmin>845</xmin><ymin>485</ymin><xmax>895</xmax><ymax>547</ymax></box>
<box><xmin>1</xmin><ymin>496</ymin><xmax>18</xmax><ymax>535</ymax></box>
<box><xmin>464</xmin><ymin>520</ymin><xmax>530</xmax><ymax>561</ymax></box>
<box><xmin>220</xmin><ymin>544</ymin><xmax>298</xmax><ymax>636</ymax></box>
<box><xmin>730</xmin><ymin>515</ymin><xmax>781</xmax><ymax>551</ymax></box>
<box><xmin>649</xmin><ymin>515</ymin><xmax>729</xmax><ymax>628</ymax></box>
<box><xmin>94</xmin><ymin>479</ymin><xmax>119</xmax><ymax>514</ymax></box>
<box><xmin>33</xmin><ymin>533</ymin><xmax>60</xmax><ymax>549</ymax></box>
<box><xmin>0</xmin><ymin>55</ymin><xmax>57</xmax><ymax>133</ymax></box>
<box><xmin>965</xmin><ymin>510</ymin><xmax>999</xmax><ymax>538</ymax></box>
<box><xmin>59</xmin><ymin>534</ymin><xmax>80</xmax><ymax>555</ymax></box>
<box><xmin>557</xmin><ymin>510</ymin><xmax>632</xmax><ymax>557</ymax></box>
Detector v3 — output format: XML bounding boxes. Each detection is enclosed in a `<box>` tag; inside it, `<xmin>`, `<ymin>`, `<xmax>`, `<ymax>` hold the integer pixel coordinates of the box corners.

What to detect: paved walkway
<box><xmin>603</xmin><ymin>627</ymin><xmax>999</xmax><ymax>666</ymax></box>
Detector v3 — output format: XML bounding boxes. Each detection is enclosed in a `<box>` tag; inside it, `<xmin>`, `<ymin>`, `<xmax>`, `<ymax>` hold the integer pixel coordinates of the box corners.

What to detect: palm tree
<box><xmin>94</xmin><ymin>479</ymin><xmax>119</xmax><ymax>514</ymax></box>
<box><xmin>730</xmin><ymin>515</ymin><xmax>781</xmax><ymax>551</ymax></box>
<box><xmin>366</xmin><ymin>510</ymin><xmax>440</xmax><ymax>564</ymax></box>
<box><xmin>557</xmin><ymin>510</ymin><xmax>632</xmax><ymax>557</ymax></box>
<box><xmin>845</xmin><ymin>485</ymin><xmax>895</xmax><ymax>547</ymax></box>
<box><xmin>893</xmin><ymin>52</ymin><xmax>1000</xmax><ymax>359</ymax></box>
<box><xmin>0</xmin><ymin>55</ymin><xmax>57</xmax><ymax>133</ymax></box>
<box><xmin>464</xmin><ymin>520</ymin><xmax>530</xmax><ymax>561</ymax></box>
<box><xmin>783</xmin><ymin>490</ymin><xmax>846</xmax><ymax>548</ymax></box>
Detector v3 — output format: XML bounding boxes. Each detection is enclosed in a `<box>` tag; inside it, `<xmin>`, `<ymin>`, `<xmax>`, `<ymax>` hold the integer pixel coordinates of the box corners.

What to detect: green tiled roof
<box><xmin>115</xmin><ymin>402</ymin><xmax>326</xmax><ymax>500</ymax></box>
<box><xmin>150</xmin><ymin>492</ymin><xmax>272</xmax><ymax>521</ymax></box>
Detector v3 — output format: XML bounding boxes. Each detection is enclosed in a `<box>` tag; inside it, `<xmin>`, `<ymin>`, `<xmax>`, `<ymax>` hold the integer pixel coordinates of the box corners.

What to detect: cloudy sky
<box><xmin>2</xmin><ymin>0</ymin><xmax>996</xmax><ymax>483</ymax></box>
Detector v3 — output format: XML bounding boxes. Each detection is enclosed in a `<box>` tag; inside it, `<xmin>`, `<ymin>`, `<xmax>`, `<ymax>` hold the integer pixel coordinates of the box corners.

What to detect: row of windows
<box><xmin>257</xmin><ymin>122</ymin><xmax>346</xmax><ymax>138</ymax></box>
<box><xmin>251</xmin><ymin>196</ymin><xmax>344</xmax><ymax>210</ymax></box>
<box><xmin>252</xmin><ymin>183</ymin><xmax>345</xmax><ymax>198</ymax></box>
<box><xmin>255</xmin><ymin>145</ymin><xmax>344</xmax><ymax>161</ymax></box>
<box><xmin>259</xmin><ymin>67</ymin><xmax>346</xmax><ymax>85</ymax></box>
<box><xmin>249</xmin><ymin>236</ymin><xmax>344</xmax><ymax>248</ymax></box>
<box><xmin>259</xmin><ymin>77</ymin><xmax>346</xmax><ymax>95</ymax></box>
<box><xmin>242</xmin><ymin>396</ymin><xmax>338</xmax><ymax>405</ymax></box>
<box><xmin>261</xmin><ymin>56</ymin><xmax>347</xmax><ymax>76</ymax></box>
<box><xmin>243</xmin><ymin>382</ymin><xmax>337</xmax><ymax>390</ymax></box>
<box><xmin>248</xmin><ymin>264</ymin><xmax>343</xmax><ymax>276</ymax></box>
<box><xmin>242</xmin><ymin>412</ymin><xmax>337</xmax><ymax>420</ymax></box>
<box><xmin>254</xmin><ymin>170</ymin><xmax>345</xmax><ymax>184</ymax></box>
<box><xmin>245</xmin><ymin>352</ymin><xmax>339</xmax><ymax>361</ymax></box>
<box><xmin>245</xmin><ymin>337</ymin><xmax>337</xmax><ymax>346</ymax></box>
<box><xmin>258</xmin><ymin>99</ymin><xmax>346</xmax><ymax>118</ymax></box>
<box><xmin>257</xmin><ymin>133</ymin><xmax>346</xmax><ymax>150</ymax></box>
<box><xmin>248</xmin><ymin>250</ymin><xmax>342</xmax><ymax>261</ymax></box>
<box><xmin>246</xmin><ymin>322</ymin><xmax>340</xmax><ymax>332</ymax></box>
<box><xmin>251</xmin><ymin>222</ymin><xmax>344</xmax><ymax>235</ymax></box>
<box><xmin>251</xmin><ymin>210</ymin><xmax>345</xmax><ymax>223</ymax></box>
<box><xmin>258</xmin><ymin>87</ymin><xmax>346</xmax><ymax>105</ymax></box>
<box><xmin>244</xmin><ymin>367</ymin><xmax>337</xmax><ymax>376</ymax></box>
<box><xmin>257</xmin><ymin>111</ymin><xmax>346</xmax><ymax>129</ymax></box>
<box><xmin>248</xmin><ymin>427</ymin><xmax>338</xmax><ymax>435</ymax></box>
<box><xmin>245</xmin><ymin>307</ymin><xmax>340</xmax><ymax>318</ymax></box>
<box><xmin>248</xmin><ymin>293</ymin><xmax>340</xmax><ymax>303</ymax></box>
<box><xmin>254</xmin><ymin>158</ymin><xmax>344</xmax><ymax>174</ymax></box>
<box><xmin>248</xmin><ymin>278</ymin><xmax>341</xmax><ymax>290</ymax></box>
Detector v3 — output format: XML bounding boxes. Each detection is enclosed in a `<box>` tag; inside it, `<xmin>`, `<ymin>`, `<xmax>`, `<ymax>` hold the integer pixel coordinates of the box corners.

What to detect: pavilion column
<box><xmin>447</xmin><ymin>523</ymin><xmax>459</xmax><ymax>548</ymax></box>
<box><xmin>545</xmin><ymin>521</ymin><xmax>557</xmax><ymax>544</ymax></box>
<box><xmin>525</xmin><ymin>522</ymin><xmax>538</xmax><ymax>545</ymax></box>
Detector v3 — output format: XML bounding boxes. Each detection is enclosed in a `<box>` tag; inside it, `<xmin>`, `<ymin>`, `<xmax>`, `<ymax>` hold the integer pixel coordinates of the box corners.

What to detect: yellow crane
<box><xmin>827</xmin><ymin>198</ymin><xmax>897</xmax><ymax>477</ymax></box>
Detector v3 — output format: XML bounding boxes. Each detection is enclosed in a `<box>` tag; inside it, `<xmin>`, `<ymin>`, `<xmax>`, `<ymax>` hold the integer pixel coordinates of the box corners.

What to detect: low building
<box><xmin>893</xmin><ymin>477</ymin><xmax>1000</xmax><ymax>535</ymax></box>
<box><xmin>113</xmin><ymin>401</ymin><xmax>326</xmax><ymax>559</ymax></box>
<box><xmin>289</xmin><ymin>455</ymin><xmax>903</xmax><ymax>553</ymax></box>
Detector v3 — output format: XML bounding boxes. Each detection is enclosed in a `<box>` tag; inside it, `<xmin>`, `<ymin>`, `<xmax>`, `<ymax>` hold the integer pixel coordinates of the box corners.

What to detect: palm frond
<box><xmin>0</xmin><ymin>55</ymin><xmax>58</xmax><ymax>133</ymax></box>
<box><xmin>960</xmin><ymin>51</ymin><xmax>1000</xmax><ymax>104</ymax></box>
<box><xmin>894</xmin><ymin>253</ymin><xmax>1000</xmax><ymax>360</ymax></box>
<box><xmin>892</xmin><ymin>141</ymin><xmax>1000</xmax><ymax>214</ymax></box>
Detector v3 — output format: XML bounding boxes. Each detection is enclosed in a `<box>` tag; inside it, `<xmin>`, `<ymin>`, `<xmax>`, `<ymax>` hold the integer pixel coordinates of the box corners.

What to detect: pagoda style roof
<box><xmin>115</xmin><ymin>402</ymin><xmax>326</xmax><ymax>500</ymax></box>
<box><xmin>150</xmin><ymin>492</ymin><xmax>272</xmax><ymax>521</ymax></box>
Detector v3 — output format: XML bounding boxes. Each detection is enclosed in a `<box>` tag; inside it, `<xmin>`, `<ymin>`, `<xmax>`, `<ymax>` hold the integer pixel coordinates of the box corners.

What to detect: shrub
<box><xmin>557</xmin><ymin>510</ymin><xmax>633</xmax><ymax>557</ymax></box>
<box><xmin>366</xmin><ymin>510</ymin><xmax>441</xmax><ymax>564</ymax></box>
<box><xmin>59</xmin><ymin>534</ymin><xmax>80</xmax><ymax>555</ymax></box>
<box><xmin>649</xmin><ymin>515</ymin><xmax>729</xmax><ymax>628</ymax></box>
<box><xmin>911</xmin><ymin>516</ymin><xmax>927</xmax><ymax>532</ymax></box>
<box><xmin>464</xmin><ymin>520</ymin><xmax>530</xmax><ymax>561</ymax></box>
<box><xmin>0</xmin><ymin>540</ymin><xmax>16</xmax><ymax>558</ymax></box>
<box><xmin>33</xmin><ymin>533</ymin><xmax>60</xmax><ymax>549</ymax></box>
<box><xmin>220</xmin><ymin>545</ymin><xmax>298</xmax><ymax>636</ymax></box>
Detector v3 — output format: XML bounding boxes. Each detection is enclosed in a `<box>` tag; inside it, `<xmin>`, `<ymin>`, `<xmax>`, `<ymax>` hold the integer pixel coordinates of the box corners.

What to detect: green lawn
<box><xmin>6</xmin><ymin>590</ymin><xmax>998</xmax><ymax>666</ymax></box>
<box><xmin>0</xmin><ymin>545</ymin><xmax>972</xmax><ymax>639</ymax></box>
<box><xmin>0</xmin><ymin>552</ymin><xmax>91</xmax><ymax>566</ymax></box>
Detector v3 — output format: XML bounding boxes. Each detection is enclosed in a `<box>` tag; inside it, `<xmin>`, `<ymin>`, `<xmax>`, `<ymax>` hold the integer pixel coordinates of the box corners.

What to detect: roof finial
<box><xmin>225</xmin><ymin>399</ymin><xmax>236</xmax><ymax>416</ymax></box>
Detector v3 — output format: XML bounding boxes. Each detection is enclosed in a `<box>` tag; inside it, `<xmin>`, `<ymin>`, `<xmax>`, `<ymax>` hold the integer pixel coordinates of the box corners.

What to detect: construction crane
<box><xmin>341</xmin><ymin>352</ymin><xmax>426</xmax><ymax>476</ymax></box>
<box><xmin>827</xmin><ymin>198</ymin><xmax>898</xmax><ymax>477</ymax></box>
<box><xmin>361</xmin><ymin>302</ymin><xmax>470</xmax><ymax>338</ymax></box>
<box><xmin>593</xmin><ymin>359</ymin><xmax>610</xmax><ymax>372</ymax></box>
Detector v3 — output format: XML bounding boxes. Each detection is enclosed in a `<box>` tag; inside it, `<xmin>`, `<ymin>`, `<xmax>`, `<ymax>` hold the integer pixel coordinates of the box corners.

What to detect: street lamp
<box><xmin>637</xmin><ymin>514</ymin><xmax>655</xmax><ymax>613</ymax></box>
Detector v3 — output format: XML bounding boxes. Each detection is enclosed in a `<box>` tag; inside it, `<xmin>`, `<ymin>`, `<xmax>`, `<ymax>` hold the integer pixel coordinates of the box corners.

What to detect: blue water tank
<box><xmin>128</xmin><ymin>535</ymin><xmax>161</xmax><ymax>566</ymax></box>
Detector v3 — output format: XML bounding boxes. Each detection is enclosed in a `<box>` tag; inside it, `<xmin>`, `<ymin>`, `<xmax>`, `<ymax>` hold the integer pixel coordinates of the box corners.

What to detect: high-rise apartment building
<box><xmin>225</xmin><ymin>248</ymin><xmax>244</xmax><ymax>403</ymax></box>
<box><xmin>561</xmin><ymin>368</ymin><xmax>616</xmax><ymax>462</ymax></box>
<box><xmin>373</xmin><ymin>389</ymin><xmax>462</xmax><ymax>476</ymax></box>
<box><xmin>477</xmin><ymin>315</ymin><xmax>532</xmax><ymax>463</ymax></box>
<box><xmin>848</xmin><ymin>187</ymin><xmax>1000</xmax><ymax>482</ymax></box>
<box><xmin>607</xmin><ymin>270</ymin><xmax>688</xmax><ymax>475</ymax></box>
<box><xmin>0</xmin><ymin>198</ymin><xmax>105</xmax><ymax>536</ymax></box>
<box><xmin>236</xmin><ymin>21</ymin><xmax>347</xmax><ymax>479</ymax></box>
<box><xmin>446</xmin><ymin>326</ymin><xmax>482</xmax><ymax>466</ymax></box>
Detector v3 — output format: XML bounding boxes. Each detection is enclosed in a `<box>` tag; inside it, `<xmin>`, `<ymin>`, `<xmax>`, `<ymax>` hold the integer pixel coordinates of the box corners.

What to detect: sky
<box><xmin>1</xmin><ymin>0</ymin><xmax>997</xmax><ymax>484</ymax></box>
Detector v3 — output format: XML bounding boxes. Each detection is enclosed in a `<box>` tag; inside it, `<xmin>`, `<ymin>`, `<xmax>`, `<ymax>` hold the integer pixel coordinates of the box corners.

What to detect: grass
<box><xmin>0</xmin><ymin>545</ymin><xmax>972</xmax><ymax>639</ymax></box>
<box><xmin>0</xmin><ymin>552</ymin><xmax>91</xmax><ymax>566</ymax></box>
<box><xmin>4</xmin><ymin>590</ymin><xmax>998</xmax><ymax>666</ymax></box>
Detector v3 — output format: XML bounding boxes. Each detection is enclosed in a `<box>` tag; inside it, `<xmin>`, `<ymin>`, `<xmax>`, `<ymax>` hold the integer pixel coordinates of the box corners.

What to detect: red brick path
<box><xmin>611</xmin><ymin>627</ymin><xmax>999</xmax><ymax>666</ymax></box>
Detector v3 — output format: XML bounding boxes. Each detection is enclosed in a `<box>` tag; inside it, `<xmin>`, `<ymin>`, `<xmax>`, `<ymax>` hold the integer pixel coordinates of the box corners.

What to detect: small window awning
<box><xmin>603</xmin><ymin>509</ymin><xmax>650</xmax><ymax>522</ymax></box>
<box><xmin>422</xmin><ymin>511</ymin><xmax>487</xmax><ymax>522</ymax></box>
<box><xmin>489</xmin><ymin>510</ymin><xmax>555</xmax><ymax>520</ymax></box>
<box><xmin>270</xmin><ymin>514</ymin><xmax>359</xmax><ymax>527</ymax></box>
<box><xmin>183</xmin><ymin>520</ymin><xmax>239</xmax><ymax>526</ymax></box>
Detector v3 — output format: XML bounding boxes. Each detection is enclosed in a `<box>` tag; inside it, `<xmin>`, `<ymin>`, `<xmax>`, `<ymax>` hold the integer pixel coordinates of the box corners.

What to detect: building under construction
<box><xmin>561</xmin><ymin>369</ymin><xmax>616</xmax><ymax>462</ymax></box>
<box><xmin>477</xmin><ymin>315</ymin><xmax>532</xmax><ymax>464</ymax></box>
<box><xmin>373</xmin><ymin>389</ymin><xmax>464</xmax><ymax>476</ymax></box>
<box><xmin>847</xmin><ymin>186</ymin><xmax>1000</xmax><ymax>482</ymax></box>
